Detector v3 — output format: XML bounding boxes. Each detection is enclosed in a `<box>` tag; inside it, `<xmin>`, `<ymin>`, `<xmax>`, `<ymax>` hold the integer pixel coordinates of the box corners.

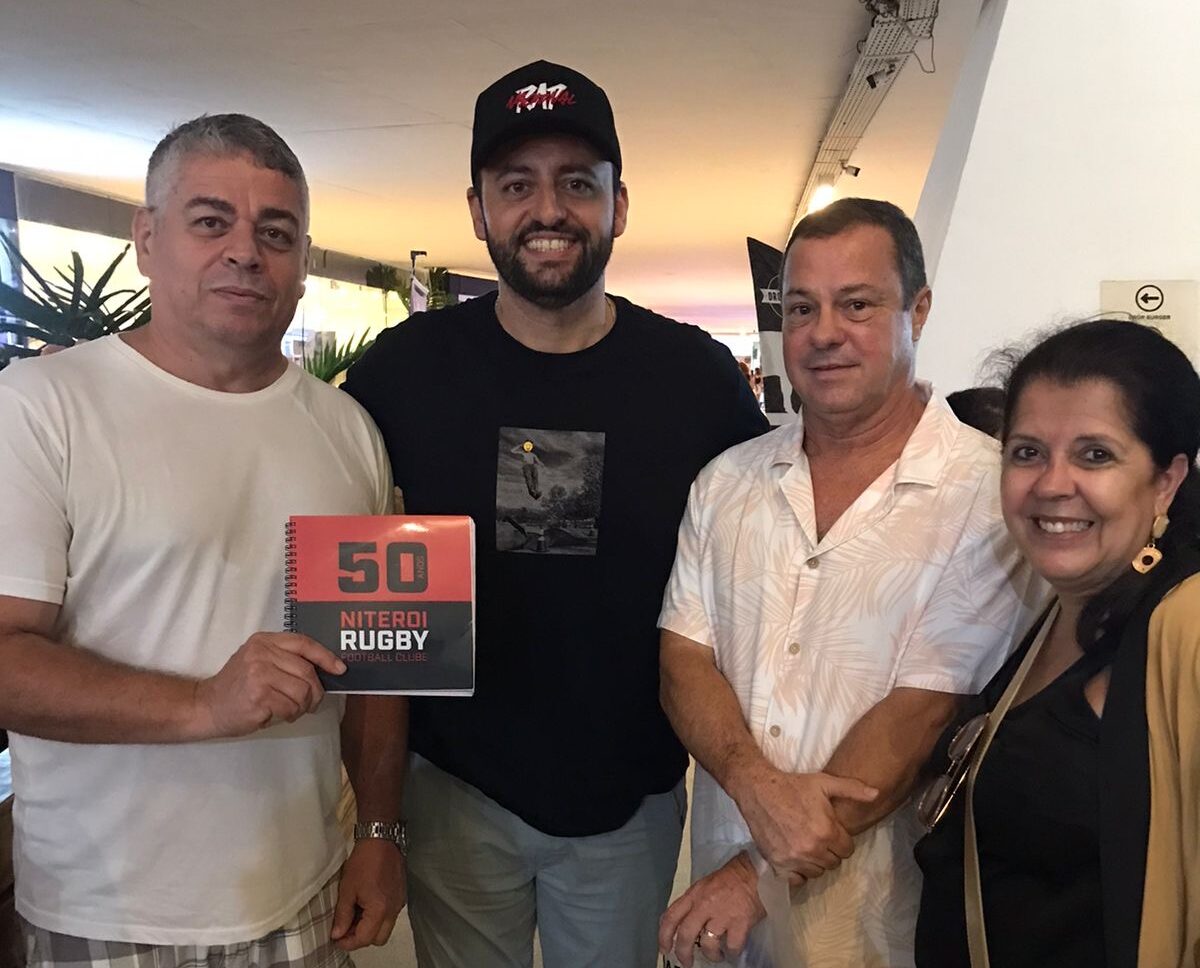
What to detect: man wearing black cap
<box><xmin>343</xmin><ymin>60</ymin><xmax>767</xmax><ymax>967</ymax></box>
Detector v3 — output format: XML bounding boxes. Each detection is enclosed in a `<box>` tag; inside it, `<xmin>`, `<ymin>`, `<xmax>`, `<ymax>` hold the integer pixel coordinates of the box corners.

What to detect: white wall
<box><xmin>914</xmin><ymin>0</ymin><xmax>1200</xmax><ymax>391</ymax></box>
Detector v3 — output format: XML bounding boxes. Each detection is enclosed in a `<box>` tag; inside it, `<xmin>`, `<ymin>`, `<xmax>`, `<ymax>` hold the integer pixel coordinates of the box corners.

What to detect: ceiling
<box><xmin>0</xmin><ymin>0</ymin><xmax>981</xmax><ymax>332</ymax></box>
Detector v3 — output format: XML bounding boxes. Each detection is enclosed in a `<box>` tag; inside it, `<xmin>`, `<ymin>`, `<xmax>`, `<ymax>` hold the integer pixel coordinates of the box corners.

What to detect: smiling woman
<box><xmin>1001</xmin><ymin>378</ymin><xmax>1185</xmax><ymax>601</ymax></box>
<box><xmin>914</xmin><ymin>319</ymin><xmax>1200</xmax><ymax>968</ymax></box>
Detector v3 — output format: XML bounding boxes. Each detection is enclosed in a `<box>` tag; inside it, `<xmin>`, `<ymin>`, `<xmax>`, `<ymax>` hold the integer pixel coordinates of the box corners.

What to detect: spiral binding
<box><xmin>284</xmin><ymin>519</ymin><xmax>298</xmax><ymax>632</ymax></box>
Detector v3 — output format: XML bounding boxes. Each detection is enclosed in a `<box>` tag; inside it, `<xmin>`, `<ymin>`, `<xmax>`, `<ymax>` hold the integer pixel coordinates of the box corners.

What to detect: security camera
<box><xmin>866</xmin><ymin>64</ymin><xmax>896</xmax><ymax>90</ymax></box>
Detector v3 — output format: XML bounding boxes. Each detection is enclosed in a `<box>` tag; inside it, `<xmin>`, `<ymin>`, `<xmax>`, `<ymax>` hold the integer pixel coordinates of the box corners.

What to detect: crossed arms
<box><xmin>657</xmin><ymin>628</ymin><xmax>959</xmax><ymax>966</ymax></box>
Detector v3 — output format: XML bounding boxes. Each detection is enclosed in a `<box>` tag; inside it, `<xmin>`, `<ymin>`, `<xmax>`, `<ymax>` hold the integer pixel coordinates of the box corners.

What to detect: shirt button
<box><xmin>769</xmin><ymin>725</ymin><xmax>782</xmax><ymax>738</ymax></box>
<box><xmin>806</xmin><ymin>557</ymin><xmax>818</xmax><ymax>568</ymax></box>
<box><xmin>788</xmin><ymin>642</ymin><xmax>801</xmax><ymax>655</ymax></box>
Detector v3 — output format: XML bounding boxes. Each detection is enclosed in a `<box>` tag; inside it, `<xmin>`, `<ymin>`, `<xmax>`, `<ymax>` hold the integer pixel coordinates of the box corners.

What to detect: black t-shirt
<box><xmin>343</xmin><ymin>292</ymin><xmax>768</xmax><ymax>836</ymax></box>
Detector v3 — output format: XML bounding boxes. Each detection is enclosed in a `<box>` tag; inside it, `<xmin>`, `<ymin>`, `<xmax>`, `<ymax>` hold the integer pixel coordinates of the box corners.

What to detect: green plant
<box><xmin>427</xmin><ymin>266</ymin><xmax>452</xmax><ymax>310</ymax></box>
<box><xmin>302</xmin><ymin>330</ymin><xmax>375</xmax><ymax>384</ymax></box>
<box><xmin>0</xmin><ymin>235</ymin><xmax>151</xmax><ymax>371</ymax></box>
<box><xmin>365</xmin><ymin>262</ymin><xmax>407</xmax><ymax>315</ymax></box>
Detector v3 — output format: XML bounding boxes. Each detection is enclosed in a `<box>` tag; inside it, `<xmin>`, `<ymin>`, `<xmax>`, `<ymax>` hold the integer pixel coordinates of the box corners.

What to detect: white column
<box><xmin>914</xmin><ymin>0</ymin><xmax>1200</xmax><ymax>390</ymax></box>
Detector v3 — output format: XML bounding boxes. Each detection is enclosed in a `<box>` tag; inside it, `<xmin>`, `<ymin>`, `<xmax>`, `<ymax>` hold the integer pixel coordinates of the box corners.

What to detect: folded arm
<box><xmin>824</xmin><ymin>685</ymin><xmax>963</xmax><ymax>834</ymax></box>
<box><xmin>660</xmin><ymin>629</ymin><xmax>878</xmax><ymax>873</ymax></box>
<box><xmin>659</xmin><ymin>629</ymin><xmax>875</xmax><ymax>966</ymax></box>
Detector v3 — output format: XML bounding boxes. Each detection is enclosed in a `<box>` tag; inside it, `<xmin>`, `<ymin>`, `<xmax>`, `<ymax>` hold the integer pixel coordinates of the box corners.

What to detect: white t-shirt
<box><xmin>0</xmin><ymin>337</ymin><xmax>392</xmax><ymax>945</ymax></box>
<box><xmin>658</xmin><ymin>387</ymin><xmax>1045</xmax><ymax>967</ymax></box>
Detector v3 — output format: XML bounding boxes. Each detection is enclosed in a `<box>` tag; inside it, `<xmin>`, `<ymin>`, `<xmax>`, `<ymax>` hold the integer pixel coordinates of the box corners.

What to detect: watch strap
<box><xmin>354</xmin><ymin>820</ymin><xmax>407</xmax><ymax>856</ymax></box>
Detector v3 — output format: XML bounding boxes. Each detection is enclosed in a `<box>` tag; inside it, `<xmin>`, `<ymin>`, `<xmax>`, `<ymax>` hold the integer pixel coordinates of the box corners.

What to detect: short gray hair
<box><xmin>145</xmin><ymin>113</ymin><xmax>309</xmax><ymax>227</ymax></box>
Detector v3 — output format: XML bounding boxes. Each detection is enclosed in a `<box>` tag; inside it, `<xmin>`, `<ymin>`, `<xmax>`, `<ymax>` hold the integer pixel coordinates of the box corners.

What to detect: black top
<box><xmin>343</xmin><ymin>293</ymin><xmax>768</xmax><ymax>836</ymax></box>
<box><xmin>915</xmin><ymin>630</ymin><xmax>1110</xmax><ymax>968</ymax></box>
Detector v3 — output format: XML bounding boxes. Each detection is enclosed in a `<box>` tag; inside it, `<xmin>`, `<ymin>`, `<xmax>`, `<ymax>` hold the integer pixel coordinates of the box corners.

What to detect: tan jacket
<box><xmin>1142</xmin><ymin>573</ymin><xmax>1200</xmax><ymax>966</ymax></box>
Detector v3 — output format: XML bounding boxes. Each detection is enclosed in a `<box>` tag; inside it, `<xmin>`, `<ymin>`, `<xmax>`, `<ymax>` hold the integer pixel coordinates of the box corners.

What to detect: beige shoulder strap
<box><xmin>964</xmin><ymin>606</ymin><xmax>1059</xmax><ymax>968</ymax></box>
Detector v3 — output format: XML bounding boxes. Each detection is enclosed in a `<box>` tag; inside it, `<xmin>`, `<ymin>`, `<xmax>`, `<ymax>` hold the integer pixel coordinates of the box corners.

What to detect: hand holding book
<box><xmin>190</xmin><ymin>631</ymin><xmax>347</xmax><ymax>738</ymax></box>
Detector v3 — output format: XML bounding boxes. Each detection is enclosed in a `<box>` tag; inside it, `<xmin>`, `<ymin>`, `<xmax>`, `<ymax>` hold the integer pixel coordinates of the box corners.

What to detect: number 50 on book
<box><xmin>285</xmin><ymin>515</ymin><xmax>476</xmax><ymax>695</ymax></box>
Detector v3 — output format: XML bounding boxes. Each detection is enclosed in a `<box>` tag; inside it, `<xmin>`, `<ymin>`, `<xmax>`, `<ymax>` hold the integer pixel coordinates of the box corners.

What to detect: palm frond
<box><xmin>0</xmin><ymin>237</ymin><xmax>151</xmax><ymax>371</ymax></box>
<box><xmin>302</xmin><ymin>330</ymin><xmax>376</xmax><ymax>383</ymax></box>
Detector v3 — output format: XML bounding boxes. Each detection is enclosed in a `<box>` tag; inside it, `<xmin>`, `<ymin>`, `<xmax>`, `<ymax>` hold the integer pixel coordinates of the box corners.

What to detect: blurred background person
<box><xmin>946</xmin><ymin>385</ymin><xmax>1005</xmax><ymax>439</ymax></box>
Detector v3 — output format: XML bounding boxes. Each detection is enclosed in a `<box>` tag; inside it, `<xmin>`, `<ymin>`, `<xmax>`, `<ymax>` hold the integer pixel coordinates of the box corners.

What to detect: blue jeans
<box><xmin>404</xmin><ymin>754</ymin><xmax>685</xmax><ymax>968</ymax></box>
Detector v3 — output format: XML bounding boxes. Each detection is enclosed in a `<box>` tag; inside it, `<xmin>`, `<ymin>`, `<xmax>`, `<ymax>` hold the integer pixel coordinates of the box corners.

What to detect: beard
<box><xmin>485</xmin><ymin>218</ymin><xmax>613</xmax><ymax>310</ymax></box>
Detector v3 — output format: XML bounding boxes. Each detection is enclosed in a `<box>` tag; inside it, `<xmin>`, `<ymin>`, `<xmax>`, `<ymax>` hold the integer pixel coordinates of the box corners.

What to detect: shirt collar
<box><xmin>769</xmin><ymin>380</ymin><xmax>959</xmax><ymax>490</ymax></box>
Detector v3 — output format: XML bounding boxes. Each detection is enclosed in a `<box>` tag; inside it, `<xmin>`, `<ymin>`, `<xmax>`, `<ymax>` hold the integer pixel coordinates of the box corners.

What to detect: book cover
<box><xmin>285</xmin><ymin>515</ymin><xmax>475</xmax><ymax>695</ymax></box>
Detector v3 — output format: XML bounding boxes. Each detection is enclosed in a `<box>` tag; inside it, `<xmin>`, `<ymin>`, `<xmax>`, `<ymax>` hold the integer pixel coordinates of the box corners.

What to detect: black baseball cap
<box><xmin>470</xmin><ymin>60</ymin><xmax>622</xmax><ymax>182</ymax></box>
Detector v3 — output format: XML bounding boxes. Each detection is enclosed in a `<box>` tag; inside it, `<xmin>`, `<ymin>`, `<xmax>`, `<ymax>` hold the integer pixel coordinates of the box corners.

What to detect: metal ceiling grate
<box><xmin>792</xmin><ymin>0</ymin><xmax>940</xmax><ymax>223</ymax></box>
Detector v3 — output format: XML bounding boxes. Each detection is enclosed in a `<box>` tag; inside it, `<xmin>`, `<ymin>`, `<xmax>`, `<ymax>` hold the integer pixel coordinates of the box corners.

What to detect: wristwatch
<box><xmin>354</xmin><ymin>820</ymin><xmax>407</xmax><ymax>856</ymax></box>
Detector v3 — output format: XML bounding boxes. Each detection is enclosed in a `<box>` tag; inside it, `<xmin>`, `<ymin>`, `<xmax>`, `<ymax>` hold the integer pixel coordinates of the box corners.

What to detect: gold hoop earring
<box><xmin>1133</xmin><ymin>514</ymin><xmax>1169</xmax><ymax>574</ymax></box>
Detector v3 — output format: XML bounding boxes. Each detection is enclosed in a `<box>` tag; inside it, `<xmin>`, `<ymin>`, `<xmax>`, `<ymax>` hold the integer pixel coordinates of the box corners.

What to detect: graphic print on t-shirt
<box><xmin>496</xmin><ymin>427</ymin><xmax>604</xmax><ymax>555</ymax></box>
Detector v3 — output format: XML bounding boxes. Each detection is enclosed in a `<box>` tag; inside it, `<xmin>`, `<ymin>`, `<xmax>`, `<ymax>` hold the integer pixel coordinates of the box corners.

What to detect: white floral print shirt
<box><xmin>659</xmin><ymin>384</ymin><xmax>1045</xmax><ymax>967</ymax></box>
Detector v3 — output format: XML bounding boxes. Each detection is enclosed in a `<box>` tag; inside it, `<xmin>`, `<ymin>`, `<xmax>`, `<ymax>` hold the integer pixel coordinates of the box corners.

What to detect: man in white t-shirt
<box><xmin>657</xmin><ymin>199</ymin><xmax>1044</xmax><ymax>967</ymax></box>
<box><xmin>0</xmin><ymin>114</ymin><xmax>405</xmax><ymax>968</ymax></box>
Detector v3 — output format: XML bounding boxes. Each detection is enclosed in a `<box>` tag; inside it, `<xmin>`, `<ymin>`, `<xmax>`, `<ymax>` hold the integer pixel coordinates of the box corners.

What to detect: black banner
<box><xmin>747</xmin><ymin>237</ymin><xmax>800</xmax><ymax>421</ymax></box>
<box><xmin>747</xmin><ymin>237</ymin><xmax>783</xmax><ymax>332</ymax></box>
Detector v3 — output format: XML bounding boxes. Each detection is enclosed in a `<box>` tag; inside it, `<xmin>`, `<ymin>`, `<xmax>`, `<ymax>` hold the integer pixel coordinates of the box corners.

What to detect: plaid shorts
<box><xmin>20</xmin><ymin>876</ymin><xmax>351</xmax><ymax>968</ymax></box>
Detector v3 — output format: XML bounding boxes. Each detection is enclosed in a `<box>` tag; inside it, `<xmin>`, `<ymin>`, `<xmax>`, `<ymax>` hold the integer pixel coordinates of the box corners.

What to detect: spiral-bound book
<box><xmin>285</xmin><ymin>515</ymin><xmax>475</xmax><ymax>695</ymax></box>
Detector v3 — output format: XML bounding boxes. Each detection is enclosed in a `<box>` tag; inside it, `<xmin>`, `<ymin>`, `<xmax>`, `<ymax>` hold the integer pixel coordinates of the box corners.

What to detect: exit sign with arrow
<box><xmin>1100</xmin><ymin>279</ymin><xmax>1200</xmax><ymax>363</ymax></box>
